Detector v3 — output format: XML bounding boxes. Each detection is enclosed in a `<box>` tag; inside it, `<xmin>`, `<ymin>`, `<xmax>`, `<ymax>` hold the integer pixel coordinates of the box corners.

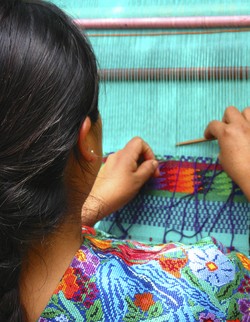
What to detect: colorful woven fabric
<box><xmin>98</xmin><ymin>156</ymin><xmax>250</xmax><ymax>256</ymax></box>
<box><xmin>39</xmin><ymin>226</ymin><xmax>250</xmax><ymax>322</ymax></box>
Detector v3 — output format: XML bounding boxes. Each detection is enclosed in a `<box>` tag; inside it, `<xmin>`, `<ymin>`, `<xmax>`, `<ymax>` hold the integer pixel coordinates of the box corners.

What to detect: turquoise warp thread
<box><xmin>51</xmin><ymin>0</ymin><xmax>250</xmax><ymax>19</ymax></box>
<box><xmin>48</xmin><ymin>0</ymin><xmax>250</xmax><ymax>254</ymax></box>
<box><xmin>89</xmin><ymin>29</ymin><xmax>250</xmax><ymax>156</ymax></box>
<box><xmin>49</xmin><ymin>0</ymin><xmax>250</xmax><ymax>156</ymax></box>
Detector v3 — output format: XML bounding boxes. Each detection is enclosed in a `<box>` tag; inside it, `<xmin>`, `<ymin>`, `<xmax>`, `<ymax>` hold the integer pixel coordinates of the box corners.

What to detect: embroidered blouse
<box><xmin>39</xmin><ymin>226</ymin><xmax>250</xmax><ymax>322</ymax></box>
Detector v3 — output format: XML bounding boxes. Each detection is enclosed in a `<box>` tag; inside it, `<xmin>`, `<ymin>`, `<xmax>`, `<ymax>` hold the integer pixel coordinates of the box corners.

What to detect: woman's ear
<box><xmin>78</xmin><ymin>117</ymin><xmax>97</xmax><ymax>162</ymax></box>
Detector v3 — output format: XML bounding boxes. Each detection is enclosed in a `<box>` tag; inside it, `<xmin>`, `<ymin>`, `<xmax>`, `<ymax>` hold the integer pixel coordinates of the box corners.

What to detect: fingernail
<box><xmin>152</xmin><ymin>160</ymin><xmax>158</xmax><ymax>168</ymax></box>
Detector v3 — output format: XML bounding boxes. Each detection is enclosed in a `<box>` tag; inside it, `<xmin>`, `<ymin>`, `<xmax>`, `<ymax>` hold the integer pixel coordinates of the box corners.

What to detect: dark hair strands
<box><xmin>0</xmin><ymin>0</ymin><xmax>99</xmax><ymax>320</ymax></box>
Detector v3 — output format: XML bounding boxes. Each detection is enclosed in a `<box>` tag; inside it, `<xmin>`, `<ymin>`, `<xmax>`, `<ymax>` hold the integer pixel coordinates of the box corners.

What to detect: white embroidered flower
<box><xmin>188</xmin><ymin>247</ymin><xmax>235</xmax><ymax>286</ymax></box>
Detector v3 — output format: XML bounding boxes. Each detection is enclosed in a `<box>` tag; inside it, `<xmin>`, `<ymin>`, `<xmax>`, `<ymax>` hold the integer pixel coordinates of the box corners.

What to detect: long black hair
<box><xmin>0</xmin><ymin>0</ymin><xmax>99</xmax><ymax>320</ymax></box>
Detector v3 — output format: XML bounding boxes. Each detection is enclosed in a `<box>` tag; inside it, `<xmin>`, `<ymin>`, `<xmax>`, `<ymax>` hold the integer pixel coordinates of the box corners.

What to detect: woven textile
<box><xmin>97</xmin><ymin>156</ymin><xmax>250</xmax><ymax>256</ymax></box>
<box><xmin>39</xmin><ymin>226</ymin><xmax>250</xmax><ymax>322</ymax></box>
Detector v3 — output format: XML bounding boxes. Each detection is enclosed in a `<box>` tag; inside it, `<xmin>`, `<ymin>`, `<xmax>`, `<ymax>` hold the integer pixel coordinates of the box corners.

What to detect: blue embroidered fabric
<box><xmin>39</xmin><ymin>226</ymin><xmax>250</xmax><ymax>322</ymax></box>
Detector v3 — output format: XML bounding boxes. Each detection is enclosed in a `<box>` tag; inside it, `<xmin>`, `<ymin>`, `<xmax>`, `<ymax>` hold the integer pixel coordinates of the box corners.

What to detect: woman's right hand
<box><xmin>82</xmin><ymin>137</ymin><xmax>159</xmax><ymax>225</ymax></box>
<box><xmin>204</xmin><ymin>106</ymin><xmax>250</xmax><ymax>200</ymax></box>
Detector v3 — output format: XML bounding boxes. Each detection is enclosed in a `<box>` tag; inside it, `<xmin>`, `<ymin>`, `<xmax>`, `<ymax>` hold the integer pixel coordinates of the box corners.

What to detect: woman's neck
<box><xmin>20</xmin><ymin>215</ymin><xmax>83</xmax><ymax>322</ymax></box>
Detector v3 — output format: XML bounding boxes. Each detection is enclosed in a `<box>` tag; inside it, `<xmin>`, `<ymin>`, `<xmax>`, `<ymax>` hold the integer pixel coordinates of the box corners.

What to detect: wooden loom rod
<box><xmin>74</xmin><ymin>16</ymin><xmax>250</xmax><ymax>30</ymax></box>
<box><xmin>99</xmin><ymin>67</ymin><xmax>250</xmax><ymax>81</ymax></box>
<box><xmin>88</xmin><ymin>28</ymin><xmax>250</xmax><ymax>38</ymax></box>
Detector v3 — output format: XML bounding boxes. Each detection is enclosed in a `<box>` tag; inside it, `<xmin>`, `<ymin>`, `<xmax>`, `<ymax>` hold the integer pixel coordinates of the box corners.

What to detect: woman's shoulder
<box><xmin>39</xmin><ymin>226</ymin><xmax>250</xmax><ymax>322</ymax></box>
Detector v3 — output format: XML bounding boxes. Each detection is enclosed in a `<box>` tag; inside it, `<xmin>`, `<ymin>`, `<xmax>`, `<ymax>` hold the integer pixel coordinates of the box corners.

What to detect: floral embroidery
<box><xmin>39</xmin><ymin>229</ymin><xmax>250</xmax><ymax>322</ymax></box>
<box><xmin>71</xmin><ymin>246</ymin><xmax>99</xmax><ymax>275</ymax></box>
<box><xmin>134</xmin><ymin>293</ymin><xmax>155</xmax><ymax>311</ymax></box>
<box><xmin>238</xmin><ymin>298</ymin><xmax>250</xmax><ymax>322</ymax></box>
<box><xmin>188</xmin><ymin>247</ymin><xmax>235</xmax><ymax>286</ymax></box>
<box><xmin>238</xmin><ymin>274</ymin><xmax>250</xmax><ymax>294</ymax></box>
<box><xmin>124</xmin><ymin>294</ymin><xmax>163</xmax><ymax>321</ymax></box>
<box><xmin>237</xmin><ymin>253</ymin><xmax>250</xmax><ymax>271</ymax></box>
<box><xmin>55</xmin><ymin>267</ymin><xmax>79</xmax><ymax>298</ymax></box>
<box><xmin>199</xmin><ymin>312</ymin><xmax>220</xmax><ymax>322</ymax></box>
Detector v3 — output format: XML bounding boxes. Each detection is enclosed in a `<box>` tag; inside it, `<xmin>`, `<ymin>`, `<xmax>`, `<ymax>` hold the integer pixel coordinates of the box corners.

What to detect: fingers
<box><xmin>136</xmin><ymin>159</ymin><xmax>159</xmax><ymax>182</ymax></box>
<box><xmin>204</xmin><ymin>120</ymin><xmax>225</xmax><ymax>140</ymax></box>
<box><xmin>124</xmin><ymin>137</ymin><xmax>155</xmax><ymax>161</ymax></box>
<box><xmin>123</xmin><ymin>137</ymin><xmax>160</xmax><ymax>179</ymax></box>
<box><xmin>222</xmin><ymin>106</ymin><xmax>242</xmax><ymax>124</ymax></box>
<box><xmin>242</xmin><ymin>107</ymin><xmax>250</xmax><ymax>121</ymax></box>
<box><xmin>205</xmin><ymin>106</ymin><xmax>249</xmax><ymax>140</ymax></box>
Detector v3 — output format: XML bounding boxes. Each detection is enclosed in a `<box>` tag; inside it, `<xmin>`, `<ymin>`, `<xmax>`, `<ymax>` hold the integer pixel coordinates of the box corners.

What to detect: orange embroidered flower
<box><xmin>237</xmin><ymin>253</ymin><xmax>250</xmax><ymax>271</ymax></box>
<box><xmin>134</xmin><ymin>293</ymin><xmax>155</xmax><ymax>311</ymax></box>
<box><xmin>55</xmin><ymin>267</ymin><xmax>79</xmax><ymax>299</ymax></box>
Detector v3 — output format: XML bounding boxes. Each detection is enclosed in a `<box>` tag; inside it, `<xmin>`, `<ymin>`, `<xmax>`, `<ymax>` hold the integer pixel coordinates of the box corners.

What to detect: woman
<box><xmin>0</xmin><ymin>1</ymin><xmax>249</xmax><ymax>321</ymax></box>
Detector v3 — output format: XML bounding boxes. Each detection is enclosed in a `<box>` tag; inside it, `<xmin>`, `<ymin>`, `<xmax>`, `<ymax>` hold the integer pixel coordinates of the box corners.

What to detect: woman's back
<box><xmin>38</xmin><ymin>227</ymin><xmax>250</xmax><ymax>321</ymax></box>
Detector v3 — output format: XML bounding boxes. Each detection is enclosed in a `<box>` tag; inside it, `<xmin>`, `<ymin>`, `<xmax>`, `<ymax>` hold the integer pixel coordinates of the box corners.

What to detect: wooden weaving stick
<box><xmin>176</xmin><ymin>138</ymin><xmax>216</xmax><ymax>146</ymax></box>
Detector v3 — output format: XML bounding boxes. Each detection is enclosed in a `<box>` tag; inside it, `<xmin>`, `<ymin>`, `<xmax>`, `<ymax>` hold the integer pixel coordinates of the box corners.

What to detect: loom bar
<box><xmin>75</xmin><ymin>16</ymin><xmax>250</xmax><ymax>30</ymax></box>
<box><xmin>99</xmin><ymin>67</ymin><xmax>250</xmax><ymax>81</ymax></box>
